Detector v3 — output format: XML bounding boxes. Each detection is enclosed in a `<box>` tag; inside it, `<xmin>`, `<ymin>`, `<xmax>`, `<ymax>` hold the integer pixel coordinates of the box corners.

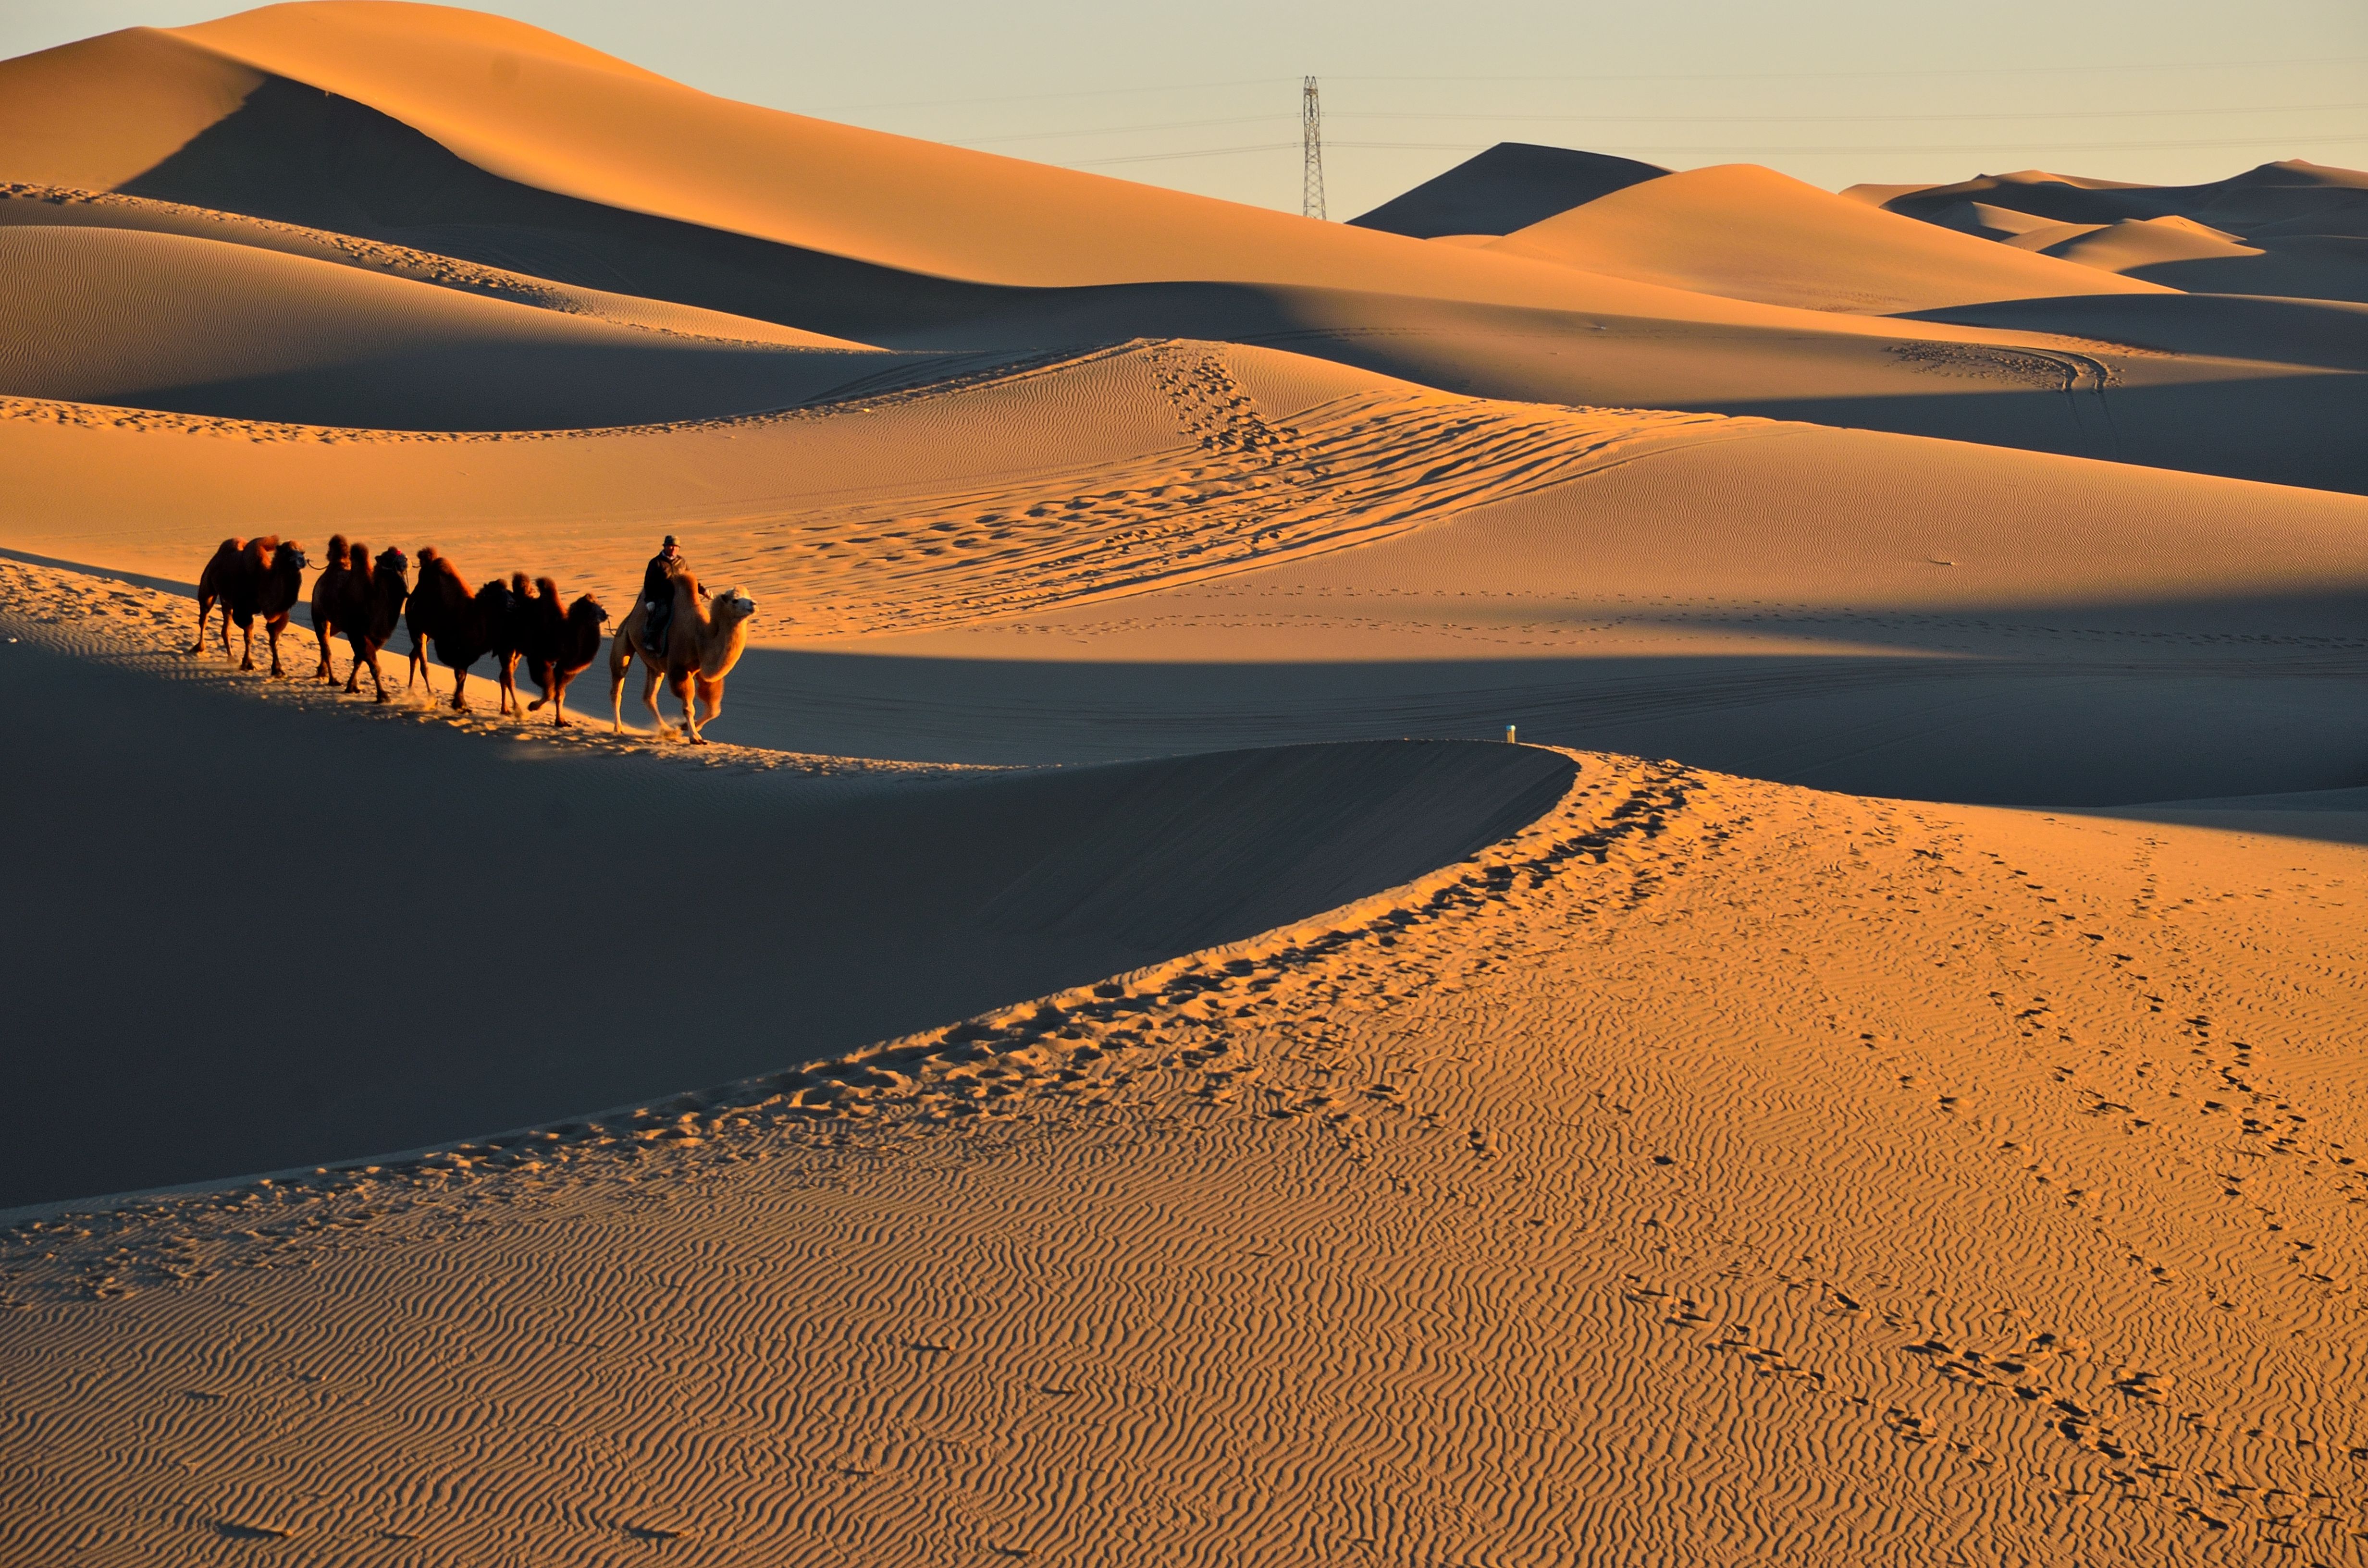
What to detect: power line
<box><xmin>816</xmin><ymin>75</ymin><xmax>1287</xmax><ymax>112</ymax></box>
<box><xmin>1324</xmin><ymin>134</ymin><xmax>2368</xmax><ymax>155</ymax></box>
<box><xmin>954</xmin><ymin>113</ymin><xmax>1290</xmax><ymax>147</ymax></box>
<box><xmin>1063</xmin><ymin>142</ymin><xmax>1300</xmax><ymax>168</ymax></box>
<box><xmin>809</xmin><ymin>55</ymin><xmax>2367</xmax><ymax>118</ymax></box>
<box><xmin>949</xmin><ymin>100</ymin><xmax>2361</xmax><ymax>151</ymax></box>
<box><xmin>1051</xmin><ymin>132</ymin><xmax>2368</xmax><ymax>170</ymax></box>
<box><xmin>1334</xmin><ymin>102</ymin><xmax>2368</xmax><ymax>125</ymax></box>
<box><xmin>1332</xmin><ymin>55</ymin><xmax>2368</xmax><ymax>84</ymax></box>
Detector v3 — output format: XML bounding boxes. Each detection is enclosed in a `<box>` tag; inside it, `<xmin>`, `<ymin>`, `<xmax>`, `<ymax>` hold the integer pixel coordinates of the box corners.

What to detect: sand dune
<box><xmin>6</xmin><ymin>11</ymin><xmax>2360</xmax><ymax>490</ymax></box>
<box><xmin>1348</xmin><ymin>142</ymin><xmax>1670</xmax><ymax>239</ymax></box>
<box><xmin>1867</xmin><ymin>161</ymin><xmax>2368</xmax><ymax>305</ymax></box>
<box><xmin>0</xmin><ymin>224</ymin><xmax>904</xmax><ymax>429</ymax></box>
<box><xmin>2</xmin><ymin>8</ymin><xmax>2363</xmax><ymax>1565</ymax></box>
<box><xmin>1484</xmin><ymin>162</ymin><xmax>2170</xmax><ymax>313</ymax></box>
<box><xmin>0</xmin><ymin>182</ymin><xmax>873</xmax><ymax>346</ymax></box>
<box><xmin>1</xmin><ymin>337</ymin><xmax>2360</xmax><ymax>806</ymax></box>
<box><xmin>3</xmin><ymin>742</ymin><xmax>2359</xmax><ymax>1564</ymax></box>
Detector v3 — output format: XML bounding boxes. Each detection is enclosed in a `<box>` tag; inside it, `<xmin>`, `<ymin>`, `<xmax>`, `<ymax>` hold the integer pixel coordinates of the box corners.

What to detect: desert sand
<box><xmin>1</xmin><ymin>5</ymin><xmax>2363</xmax><ymax>1565</ymax></box>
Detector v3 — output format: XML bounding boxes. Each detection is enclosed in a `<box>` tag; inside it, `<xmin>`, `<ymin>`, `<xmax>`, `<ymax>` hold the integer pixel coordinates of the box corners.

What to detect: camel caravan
<box><xmin>187</xmin><ymin>534</ymin><xmax>757</xmax><ymax>743</ymax></box>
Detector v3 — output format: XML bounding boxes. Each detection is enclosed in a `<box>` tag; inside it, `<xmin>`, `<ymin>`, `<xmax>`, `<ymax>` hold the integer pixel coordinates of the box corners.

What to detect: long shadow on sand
<box><xmin>702</xmin><ymin>642</ymin><xmax>2368</xmax><ymax>808</ymax></box>
<box><xmin>0</xmin><ymin>639</ymin><xmax>1569</xmax><ymax>1209</ymax></box>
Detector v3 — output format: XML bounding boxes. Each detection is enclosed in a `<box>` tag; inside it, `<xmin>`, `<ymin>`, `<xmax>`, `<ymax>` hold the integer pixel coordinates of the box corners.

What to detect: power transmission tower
<box><xmin>1301</xmin><ymin>75</ymin><xmax>1326</xmax><ymax>220</ymax></box>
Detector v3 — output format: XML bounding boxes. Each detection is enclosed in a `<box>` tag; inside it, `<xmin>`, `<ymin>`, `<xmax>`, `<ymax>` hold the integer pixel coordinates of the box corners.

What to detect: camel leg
<box><xmin>265</xmin><ymin>618</ymin><xmax>288</xmax><ymax>679</ymax></box>
<box><xmin>694</xmin><ymin>676</ymin><xmax>724</xmax><ymax>732</ymax></box>
<box><xmin>607</xmin><ymin>632</ymin><xmax>632</xmax><ymax>734</ymax></box>
<box><xmin>363</xmin><ymin>648</ymin><xmax>391</xmax><ymax>704</ymax></box>
<box><xmin>451</xmin><ymin>667</ymin><xmax>471</xmax><ymax>712</ymax></box>
<box><xmin>343</xmin><ymin>636</ymin><xmax>362</xmax><ymax>693</ymax></box>
<box><xmin>238</xmin><ymin>620</ymin><xmax>256</xmax><ymax>673</ymax></box>
<box><xmin>407</xmin><ymin>635</ymin><xmax>428</xmax><ymax>693</ymax></box>
<box><xmin>641</xmin><ymin>664</ymin><xmax>673</xmax><ymax>737</ymax></box>
<box><xmin>312</xmin><ymin>625</ymin><xmax>334</xmax><ymax>682</ymax></box>
<box><xmin>499</xmin><ymin>654</ymin><xmax>520</xmax><ymax>718</ymax></box>
<box><xmin>670</xmin><ymin>672</ymin><xmax>704</xmax><ymax>744</ymax></box>
<box><xmin>188</xmin><ymin>596</ymin><xmax>212</xmax><ymax>656</ymax></box>
<box><xmin>549</xmin><ymin>673</ymin><xmax>571</xmax><ymax>727</ymax></box>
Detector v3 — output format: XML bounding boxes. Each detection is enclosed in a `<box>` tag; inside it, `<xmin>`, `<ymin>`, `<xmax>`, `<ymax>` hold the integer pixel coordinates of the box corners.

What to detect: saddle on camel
<box><xmin>191</xmin><ymin>536</ymin><xmax>308</xmax><ymax>676</ymax></box>
<box><xmin>608</xmin><ymin>558</ymin><xmax>756</xmax><ymax>745</ymax></box>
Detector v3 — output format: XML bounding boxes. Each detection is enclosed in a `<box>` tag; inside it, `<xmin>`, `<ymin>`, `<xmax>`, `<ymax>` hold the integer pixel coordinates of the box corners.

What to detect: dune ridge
<box><xmin>1</xmin><ymin>8</ymin><xmax>2363</xmax><ymax>1565</ymax></box>
<box><xmin>1484</xmin><ymin>162</ymin><xmax>2171</xmax><ymax>313</ymax></box>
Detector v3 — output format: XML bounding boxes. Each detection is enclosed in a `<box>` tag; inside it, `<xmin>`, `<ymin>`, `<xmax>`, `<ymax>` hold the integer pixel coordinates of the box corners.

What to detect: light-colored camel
<box><xmin>607</xmin><ymin>565</ymin><xmax>755</xmax><ymax>745</ymax></box>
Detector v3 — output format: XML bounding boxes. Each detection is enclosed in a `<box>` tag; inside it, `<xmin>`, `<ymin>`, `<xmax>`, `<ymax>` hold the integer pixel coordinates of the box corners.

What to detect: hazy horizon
<box><xmin>3</xmin><ymin>0</ymin><xmax>2362</xmax><ymax>216</ymax></box>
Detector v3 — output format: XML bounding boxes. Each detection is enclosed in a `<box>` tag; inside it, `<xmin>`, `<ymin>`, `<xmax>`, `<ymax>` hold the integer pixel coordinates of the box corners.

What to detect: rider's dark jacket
<box><xmin>641</xmin><ymin>551</ymin><xmax>679</xmax><ymax>609</ymax></box>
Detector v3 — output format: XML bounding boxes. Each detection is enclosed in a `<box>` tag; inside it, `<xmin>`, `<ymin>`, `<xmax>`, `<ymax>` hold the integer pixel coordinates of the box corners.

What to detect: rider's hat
<box><xmin>662</xmin><ymin>534</ymin><xmax>678</xmax><ymax>546</ymax></box>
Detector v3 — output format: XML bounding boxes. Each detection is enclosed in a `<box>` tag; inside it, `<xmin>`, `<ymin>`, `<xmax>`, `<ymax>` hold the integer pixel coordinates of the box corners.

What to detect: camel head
<box><xmin>275</xmin><ymin>542</ymin><xmax>309</xmax><ymax>573</ymax></box>
<box><xmin>712</xmin><ymin>587</ymin><xmax>756</xmax><ymax>626</ymax></box>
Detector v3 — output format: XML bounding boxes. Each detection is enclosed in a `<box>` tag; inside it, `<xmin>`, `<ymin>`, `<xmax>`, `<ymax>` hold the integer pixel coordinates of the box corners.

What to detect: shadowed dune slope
<box><xmin>0</xmin><ymin>612</ymin><xmax>1570</xmax><ymax>1209</ymax></box>
<box><xmin>0</xmin><ymin>183</ymin><xmax>877</xmax><ymax>346</ymax></box>
<box><xmin>1484</xmin><ymin>163</ymin><xmax>2170</xmax><ymax>313</ymax></box>
<box><xmin>2</xmin><ymin>752</ymin><xmax>2360</xmax><ymax>1566</ymax></box>
<box><xmin>0</xmin><ymin>225</ymin><xmax>902</xmax><ymax>429</ymax></box>
<box><xmin>1347</xmin><ymin>142</ymin><xmax>1670</xmax><ymax>239</ymax></box>
<box><xmin>1872</xmin><ymin>161</ymin><xmax>2368</xmax><ymax>239</ymax></box>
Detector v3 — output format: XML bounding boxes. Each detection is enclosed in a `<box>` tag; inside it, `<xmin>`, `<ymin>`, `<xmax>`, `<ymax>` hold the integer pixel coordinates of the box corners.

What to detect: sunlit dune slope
<box><xmin>0</xmin><ymin>224</ymin><xmax>898</xmax><ymax>428</ymax></box>
<box><xmin>1347</xmin><ymin>142</ymin><xmax>1670</xmax><ymax>239</ymax></box>
<box><xmin>4</xmin><ymin>338</ymin><xmax>2360</xmax><ymax>803</ymax></box>
<box><xmin>0</xmin><ymin>8</ymin><xmax>1839</xmax><ymax>325</ymax></box>
<box><xmin>4</xmin><ymin>743</ymin><xmax>2361</xmax><ymax>1566</ymax></box>
<box><xmin>3</xmin><ymin>7</ymin><xmax>2360</xmax><ymax>490</ymax></box>
<box><xmin>1484</xmin><ymin>163</ymin><xmax>2171</xmax><ymax>313</ymax></box>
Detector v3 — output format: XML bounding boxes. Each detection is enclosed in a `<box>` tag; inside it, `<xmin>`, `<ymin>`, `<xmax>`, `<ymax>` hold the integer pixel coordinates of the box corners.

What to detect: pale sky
<box><xmin>7</xmin><ymin>0</ymin><xmax>2364</xmax><ymax>218</ymax></box>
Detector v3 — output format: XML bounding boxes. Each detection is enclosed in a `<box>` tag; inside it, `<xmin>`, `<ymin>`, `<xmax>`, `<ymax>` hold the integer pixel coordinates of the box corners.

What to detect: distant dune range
<box><xmin>0</xmin><ymin>8</ymin><xmax>2363</xmax><ymax>490</ymax></box>
<box><xmin>4</xmin><ymin>8</ymin><xmax>2368</xmax><ymax>1567</ymax></box>
<box><xmin>1853</xmin><ymin>162</ymin><xmax>2368</xmax><ymax>305</ymax></box>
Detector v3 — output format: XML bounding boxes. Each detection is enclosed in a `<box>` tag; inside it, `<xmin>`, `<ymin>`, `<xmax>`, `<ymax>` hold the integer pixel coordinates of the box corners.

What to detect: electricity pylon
<box><xmin>1302</xmin><ymin>75</ymin><xmax>1326</xmax><ymax>220</ymax></box>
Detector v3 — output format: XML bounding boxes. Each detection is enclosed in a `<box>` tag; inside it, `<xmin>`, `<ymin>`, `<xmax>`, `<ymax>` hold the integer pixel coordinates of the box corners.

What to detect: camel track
<box><xmin>3</xmin><ymin>752</ymin><xmax>2363</xmax><ymax>1565</ymax></box>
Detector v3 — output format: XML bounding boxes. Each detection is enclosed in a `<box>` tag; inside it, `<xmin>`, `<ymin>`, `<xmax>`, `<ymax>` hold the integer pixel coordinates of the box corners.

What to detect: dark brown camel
<box><xmin>519</xmin><ymin>578</ymin><xmax>608</xmax><ymax>726</ymax></box>
<box><xmin>488</xmin><ymin>571</ymin><xmax>535</xmax><ymax>718</ymax></box>
<box><xmin>403</xmin><ymin>551</ymin><xmax>518</xmax><ymax>711</ymax></box>
<box><xmin>308</xmin><ymin>534</ymin><xmax>367</xmax><ymax>683</ymax></box>
<box><xmin>191</xmin><ymin>536</ymin><xmax>308</xmax><ymax>676</ymax></box>
<box><xmin>339</xmin><ymin>545</ymin><xmax>411</xmax><ymax>702</ymax></box>
<box><xmin>402</xmin><ymin>545</ymin><xmax>446</xmax><ymax>695</ymax></box>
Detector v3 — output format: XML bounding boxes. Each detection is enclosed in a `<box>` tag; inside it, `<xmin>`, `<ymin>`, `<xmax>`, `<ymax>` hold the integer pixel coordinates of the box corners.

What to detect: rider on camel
<box><xmin>640</xmin><ymin>534</ymin><xmax>685</xmax><ymax>657</ymax></box>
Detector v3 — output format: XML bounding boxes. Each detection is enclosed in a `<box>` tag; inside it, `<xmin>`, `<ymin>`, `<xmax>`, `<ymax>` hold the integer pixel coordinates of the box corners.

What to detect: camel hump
<box><xmin>212</xmin><ymin>537</ymin><xmax>242</xmax><ymax>556</ymax></box>
<box><xmin>250</xmin><ymin>535</ymin><xmax>280</xmax><ymax>552</ymax></box>
<box><xmin>326</xmin><ymin>533</ymin><xmax>349</xmax><ymax>559</ymax></box>
<box><xmin>535</xmin><ymin>576</ymin><xmax>560</xmax><ymax>599</ymax></box>
<box><xmin>511</xmin><ymin>571</ymin><xmax>532</xmax><ymax>595</ymax></box>
<box><xmin>349</xmin><ymin>540</ymin><xmax>371</xmax><ymax>570</ymax></box>
<box><xmin>416</xmin><ymin>544</ymin><xmax>439</xmax><ymax>563</ymax></box>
